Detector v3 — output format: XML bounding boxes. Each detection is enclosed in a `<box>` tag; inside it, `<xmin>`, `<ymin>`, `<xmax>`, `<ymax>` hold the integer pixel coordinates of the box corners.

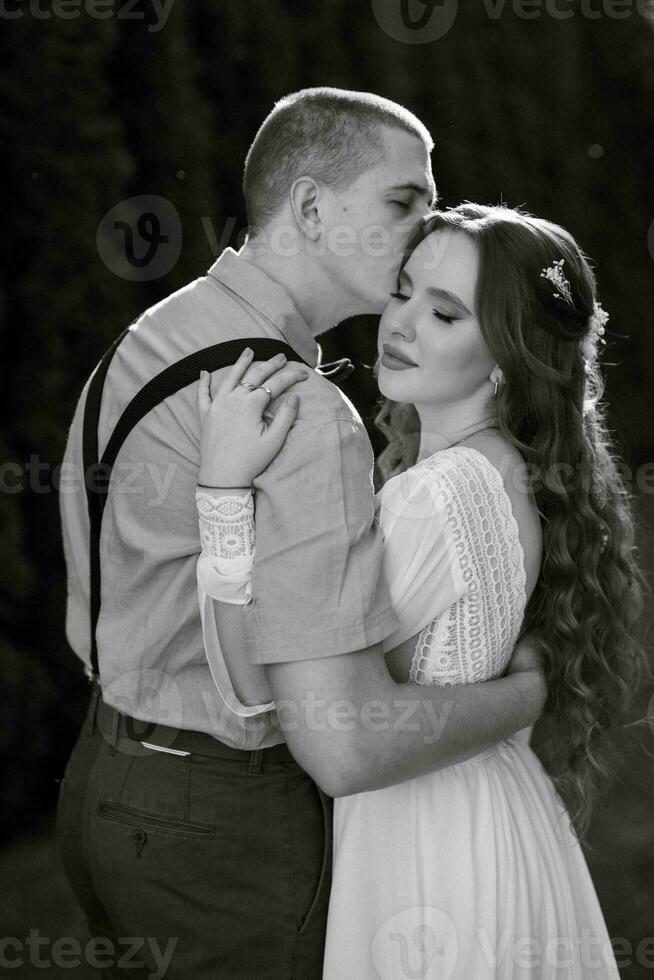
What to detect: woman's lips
<box><xmin>381</xmin><ymin>345</ymin><xmax>418</xmax><ymax>371</ymax></box>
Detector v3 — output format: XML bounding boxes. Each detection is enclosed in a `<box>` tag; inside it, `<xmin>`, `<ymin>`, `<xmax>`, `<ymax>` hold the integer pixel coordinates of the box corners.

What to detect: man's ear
<box><xmin>289</xmin><ymin>176</ymin><xmax>321</xmax><ymax>241</ymax></box>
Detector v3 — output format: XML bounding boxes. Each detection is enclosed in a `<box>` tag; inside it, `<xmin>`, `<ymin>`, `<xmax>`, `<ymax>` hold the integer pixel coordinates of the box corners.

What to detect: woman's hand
<box><xmin>197</xmin><ymin>347</ymin><xmax>310</xmax><ymax>488</ymax></box>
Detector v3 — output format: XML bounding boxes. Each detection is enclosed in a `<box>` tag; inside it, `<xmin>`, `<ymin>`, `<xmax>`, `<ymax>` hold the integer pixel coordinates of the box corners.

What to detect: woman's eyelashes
<box><xmin>391</xmin><ymin>291</ymin><xmax>456</xmax><ymax>325</ymax></box>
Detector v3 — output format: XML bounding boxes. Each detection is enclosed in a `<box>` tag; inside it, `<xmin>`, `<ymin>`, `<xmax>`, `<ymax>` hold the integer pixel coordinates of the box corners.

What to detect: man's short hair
<box><xmin>242</xmin><ymin>87</ymin><xmax>433</xmax><ymax>234</ymax></box>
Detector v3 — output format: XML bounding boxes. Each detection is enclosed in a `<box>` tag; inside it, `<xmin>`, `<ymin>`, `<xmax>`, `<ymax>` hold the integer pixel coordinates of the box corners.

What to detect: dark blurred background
<box><xmin>1</xmin><ymin>1</ymin><xmax>653</xmax><ymax>976</ymax></box>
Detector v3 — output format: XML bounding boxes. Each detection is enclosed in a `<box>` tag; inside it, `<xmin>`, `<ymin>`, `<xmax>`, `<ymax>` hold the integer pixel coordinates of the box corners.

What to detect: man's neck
<box><xmin>239</xmin><ymin>239</ymin><xmax>360</xmax><ymax>338</ymax></box>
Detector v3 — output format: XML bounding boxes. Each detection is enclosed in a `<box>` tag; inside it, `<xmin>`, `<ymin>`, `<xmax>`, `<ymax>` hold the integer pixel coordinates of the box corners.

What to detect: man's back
<box><xmin>59</xmin><ymin>247</ymin><xmax>394</xmax><ymax>747</ymax></box>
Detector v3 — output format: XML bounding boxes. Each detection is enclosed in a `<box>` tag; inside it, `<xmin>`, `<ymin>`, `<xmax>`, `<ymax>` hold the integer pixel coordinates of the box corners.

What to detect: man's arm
<box><xmin>240</xmin><ymin>411</ymin><xmax>544</xmax><ymax>795</ymax></box>
<box><xmin>265</xmin><ymin>637</ymin><xmax>546</xmax><ymax>798</ymax></box>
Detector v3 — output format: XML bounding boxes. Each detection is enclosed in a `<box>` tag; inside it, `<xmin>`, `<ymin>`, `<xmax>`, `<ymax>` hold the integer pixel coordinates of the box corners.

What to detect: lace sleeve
<box><xmin>196</xmin><ymin>488</ymin><xmax>255</xmax><ymax>605</ymax></box>
<box><xmin>407</xmin><ymin>448</ymin><xmax>527</xmax><ymax>687</ymax></box>
<box><xmin>195</xmin><ymin>487</ymin><xmax>275</xmax><ymax>718</ymax></box>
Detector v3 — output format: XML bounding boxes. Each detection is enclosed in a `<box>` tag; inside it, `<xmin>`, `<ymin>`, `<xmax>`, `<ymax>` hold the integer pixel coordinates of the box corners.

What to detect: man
<box><xmin>58</xmin><ymin>88</ymin><xmax>546</xmax><ymax>979</ymax></box>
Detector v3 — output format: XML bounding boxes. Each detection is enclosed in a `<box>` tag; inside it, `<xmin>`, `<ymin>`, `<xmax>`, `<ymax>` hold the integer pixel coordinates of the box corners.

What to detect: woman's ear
<box><xmin>489</xmin><ymin>365</ymin><xmax>505</xmax><ymax>386</ymax></box>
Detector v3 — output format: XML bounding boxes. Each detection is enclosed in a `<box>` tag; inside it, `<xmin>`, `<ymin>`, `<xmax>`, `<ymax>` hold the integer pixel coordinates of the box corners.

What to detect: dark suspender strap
<box><xmin>100</xmin><ymin>339</ymin><xmax>306</xmax><ymax>474</ymax></box>
<box><xmin>82</xmin><ymin>326</ymin><xmax>133</xmax><ymax>682</ymax></box>
<box><xmin>82</xmin><ymin>333</ymin><xmax>309</xmax><ymax>683</ymax></box>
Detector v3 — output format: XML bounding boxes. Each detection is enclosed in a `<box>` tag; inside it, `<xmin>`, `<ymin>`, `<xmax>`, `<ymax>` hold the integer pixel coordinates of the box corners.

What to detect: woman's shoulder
<box><xmin>412</xmin><ymin>433</ymin><xmax>543</xmax><ymax>598</ymax></box>
<box><xmin>445</xmin><ymin>432</ymin><xmax>543</xmax><ymax>598</ymax></box>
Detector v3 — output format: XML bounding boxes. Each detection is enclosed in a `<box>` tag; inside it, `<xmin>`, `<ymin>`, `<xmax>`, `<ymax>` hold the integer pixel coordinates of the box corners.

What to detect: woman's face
<box><xmin>377</xmin><ymin>228</ymin><xmax>497</xmax><ymax>407</ymax></box>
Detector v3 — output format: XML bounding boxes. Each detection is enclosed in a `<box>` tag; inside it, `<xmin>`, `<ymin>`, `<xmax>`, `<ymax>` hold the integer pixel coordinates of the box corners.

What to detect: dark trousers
<box><xmin>56</xmin><ymin>686</ymin><xmax>333</xmax><ymax>979</ymax></box>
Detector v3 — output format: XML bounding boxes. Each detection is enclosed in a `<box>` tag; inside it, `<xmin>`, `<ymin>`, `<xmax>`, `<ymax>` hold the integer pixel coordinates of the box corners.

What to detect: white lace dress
<box><xmin>196</xmin><ymin>446</ymin><xmax>620</xmax><ymax>980</ymax></box>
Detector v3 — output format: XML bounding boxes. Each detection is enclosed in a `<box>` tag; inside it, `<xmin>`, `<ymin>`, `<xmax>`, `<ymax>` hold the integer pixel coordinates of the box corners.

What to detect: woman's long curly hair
<box><xmin>376</xmin><ymin>203</ymin><xmax>648</xmax><ymax>834</ymax></box>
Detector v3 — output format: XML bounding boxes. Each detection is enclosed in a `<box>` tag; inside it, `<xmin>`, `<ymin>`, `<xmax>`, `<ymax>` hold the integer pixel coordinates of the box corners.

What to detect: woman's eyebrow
<box><xmin>399</xmin><ymin>268</ymin><xmax>472</xmax><ymax>315</ymax></box>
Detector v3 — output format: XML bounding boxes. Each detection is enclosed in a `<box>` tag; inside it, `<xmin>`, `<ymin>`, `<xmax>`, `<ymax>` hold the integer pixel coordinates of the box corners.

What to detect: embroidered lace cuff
<box><xmin>195</xmin><ymin>489</ymin><xmax>254</xmax><ymax>560</ymax></box>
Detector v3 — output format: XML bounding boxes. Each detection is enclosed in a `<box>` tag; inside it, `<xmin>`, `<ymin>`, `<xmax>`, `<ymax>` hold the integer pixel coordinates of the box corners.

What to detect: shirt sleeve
<box><xmin>243</xmin><ymin>418</ymin><xmax>398</xmax><ymax>664</ymax></box>
<box><xmin>376</xmin><ymin>464</ymin><xmax>468</xmax><ymax>653</ymax></box>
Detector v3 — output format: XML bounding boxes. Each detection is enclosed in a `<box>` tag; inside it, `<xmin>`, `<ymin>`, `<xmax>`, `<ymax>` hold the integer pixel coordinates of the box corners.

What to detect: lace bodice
<box><xmin>379</xmin><ymin>447</ymin><xmax>528</xmax><ymax>687</ymax></box>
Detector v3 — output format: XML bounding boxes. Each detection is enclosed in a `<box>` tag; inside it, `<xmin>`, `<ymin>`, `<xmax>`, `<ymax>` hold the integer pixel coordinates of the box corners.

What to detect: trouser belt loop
<box><xmin>86</xmin><ymin>682</ymin><xmax>102</xmax><ymax>737</ymax></box>
<box><xmin>105</xmin><ymin>702</ymin><xmax>119</xmax><ymax>748</ymax></box>
<box><xmin>248</xmin><ymin>749</ymin><xmax>263</xmax><ymax>776</ymax></box>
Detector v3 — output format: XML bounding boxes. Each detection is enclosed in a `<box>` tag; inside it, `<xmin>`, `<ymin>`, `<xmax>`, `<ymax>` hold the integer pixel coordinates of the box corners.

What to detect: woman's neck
<box><xmin>416</xmin><ymin>400</ymin><xmax>499</xmax><ymax>462</ymax></box>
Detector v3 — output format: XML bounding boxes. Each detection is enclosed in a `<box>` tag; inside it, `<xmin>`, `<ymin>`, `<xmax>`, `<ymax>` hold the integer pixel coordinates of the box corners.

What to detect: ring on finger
<box><xmin>238</xmin><ymin>380</ymin><xmax>258</xmax><ymax>392</ymax></box>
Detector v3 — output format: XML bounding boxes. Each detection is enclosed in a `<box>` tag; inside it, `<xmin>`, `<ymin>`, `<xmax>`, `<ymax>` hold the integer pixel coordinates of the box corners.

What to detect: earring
<box><xmin>492</xmin><ymin>378</ymin><xmax>499</xmax><ymax>399</ymax></box>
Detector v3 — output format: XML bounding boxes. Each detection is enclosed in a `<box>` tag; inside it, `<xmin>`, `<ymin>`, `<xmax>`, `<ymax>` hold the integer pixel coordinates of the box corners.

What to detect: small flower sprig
<box><xmin>540</xmin><ymin>258</ymin><xmax>573</xmax><ymax>305</ymax></box>
<box><xmin>581</xmin><ymin>300</ymin><xmax>609</xmax><ymax>368</ymax></box>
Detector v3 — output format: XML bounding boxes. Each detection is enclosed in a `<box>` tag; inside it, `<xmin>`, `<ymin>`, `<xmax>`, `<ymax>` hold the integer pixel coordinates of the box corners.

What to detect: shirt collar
<box><xmin>207</xmin><ymin>247</ymin><xmax>321</xmax><ymax>368</ymax></box>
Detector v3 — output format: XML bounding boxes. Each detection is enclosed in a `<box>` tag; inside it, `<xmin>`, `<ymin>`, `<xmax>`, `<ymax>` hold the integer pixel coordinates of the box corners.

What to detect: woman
<box><xmin>195</xmin><ymin>204</ymin><xmax>644</xmax><ymax>978</ymax></box>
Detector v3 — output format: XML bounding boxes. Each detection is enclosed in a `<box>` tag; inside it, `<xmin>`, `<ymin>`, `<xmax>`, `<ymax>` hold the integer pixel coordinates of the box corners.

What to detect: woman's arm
<box><xmin>195</xmin><ymin>353</ymin><xmax>307</xmax><ymax>714</ymax></box>
<box><xmin>209</xmin><ymin>603</ymin><xmax>275</xmax><ymax>707</ymax></box>
<box><xmin>196</xmin><ymin>485</ymin><xmax>273</xmax><ymax>708</ymax></box>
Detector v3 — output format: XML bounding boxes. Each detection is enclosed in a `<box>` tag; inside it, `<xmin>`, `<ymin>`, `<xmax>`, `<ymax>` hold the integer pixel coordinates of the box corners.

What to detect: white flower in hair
<box><xmin>541</xmin><ymin>257</ymin><xmax>608</xmax><ymax>368</ymax></box>
<box><xmin>540</xmin><ymin>258</ymin><xmax>573</xmax><ymax>305</ymax></box>
<box><xmin>581</xmin><ymin>299</ymin><xmax>609</xmax><ymax>368</ymax></box>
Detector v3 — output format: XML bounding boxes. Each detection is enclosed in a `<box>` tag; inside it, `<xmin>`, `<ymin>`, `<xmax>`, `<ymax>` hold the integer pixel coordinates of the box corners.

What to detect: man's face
<box><xmin>318</xmin><ymin>126</ymin><xmax>435</xmax><ymax>313</ymax></box>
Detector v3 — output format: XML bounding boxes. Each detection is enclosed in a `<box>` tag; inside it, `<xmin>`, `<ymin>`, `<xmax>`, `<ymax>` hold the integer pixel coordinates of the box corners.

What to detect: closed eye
<box><xmin>391</xmin><ymin>200</ymin><xmax>410</xmax><ymax>210</ymax></box>
<box><xmin>433</xmin><ymin>310</ymin><xmax>455</xmax><ymax>324</ymax></box>
<box><xmin>390</xmin><ymin>290</ymin><xmax>409</xmax><ymax>301</ymax></box>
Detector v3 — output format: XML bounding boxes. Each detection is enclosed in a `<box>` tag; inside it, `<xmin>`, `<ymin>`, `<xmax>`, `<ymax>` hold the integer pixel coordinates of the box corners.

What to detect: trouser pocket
<box><xmin>97</xmin><ymin>800</ymin><xmax>216</xmax><ymax>840</ymax></box>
